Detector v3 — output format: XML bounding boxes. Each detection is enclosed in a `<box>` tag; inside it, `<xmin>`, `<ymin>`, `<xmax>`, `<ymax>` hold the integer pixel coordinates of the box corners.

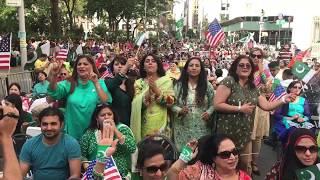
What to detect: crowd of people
<box><xmin>1</xmin><ymin>37</ymin><xmax>320</xmax><ymax>180</ymax></box>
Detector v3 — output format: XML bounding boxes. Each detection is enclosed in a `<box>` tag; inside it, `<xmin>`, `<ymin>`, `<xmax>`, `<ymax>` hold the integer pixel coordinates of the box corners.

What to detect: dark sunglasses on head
<box><xmin>250</xmin><ymin>54</ymin><xmax>262</xmax><ymax>59</ymax></box>
<box><xmin>294</xmin><ymin>145</ymin><xmax>318</xmax><ymax>154</ymax></box>
<box><xmin>238</xmin><ymin>63</ymin><xmax>252</xmax><ymax>69</ymax></box>
<box><xmin>145</xmin><ymin>163</ymin><xmax>168</xmax><ymax>174</ymax></box>
<box><xmin>217</xmin><ymin>148</ymin><xmax>239</xmax><ymax>159</ymax></box>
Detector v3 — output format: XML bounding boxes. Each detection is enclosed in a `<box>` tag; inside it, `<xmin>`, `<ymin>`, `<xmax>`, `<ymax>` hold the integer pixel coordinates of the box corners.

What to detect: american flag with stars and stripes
<box><xmin>269</xmin><ymin>84</ymin><xmax>287</xmax><ymax>102</ymax></box>
<box><xmin>206</xmin><ymin>18</ymin><xmax>225</xmax><ymax>48</ymax></box>
<box><xmin>82</xmin><ymin>157</ymin><xmax>122</xmax><ymax>180</ymax></box>
<box><xmin>0</xmin><ymin>33</ymin><xmax>11</xmax><ymax>70</ymax></box>
<box><xmin>56</xmin><ymin>43</ymin><xmax>69</xmax><ymax>61</ymax></box>
<box><xmin>100</xmin><ymin>68</ymin><xmax>114</xmax><ymax>79</ymax></box>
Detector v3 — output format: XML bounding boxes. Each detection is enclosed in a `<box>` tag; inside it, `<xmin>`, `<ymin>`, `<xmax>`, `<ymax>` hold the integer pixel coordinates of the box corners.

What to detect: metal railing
<box><xmin>0</xmin><ymin>71</ymin><xmax>36</xmax><ymax>99</ymax></box>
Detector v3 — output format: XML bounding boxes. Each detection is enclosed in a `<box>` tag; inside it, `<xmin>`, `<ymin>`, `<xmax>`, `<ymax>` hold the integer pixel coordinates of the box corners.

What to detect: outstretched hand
<box><xmin>97</xmin><ymin>123</ymin><xmax>118</xmax><ymax>157</ymax></box>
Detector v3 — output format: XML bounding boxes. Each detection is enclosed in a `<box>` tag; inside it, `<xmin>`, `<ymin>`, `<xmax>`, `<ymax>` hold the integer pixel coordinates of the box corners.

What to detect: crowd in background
<box><xmin>1</xmin><ymin>36</ymin><xmax>320</xmax><ymax>180</ymax></box>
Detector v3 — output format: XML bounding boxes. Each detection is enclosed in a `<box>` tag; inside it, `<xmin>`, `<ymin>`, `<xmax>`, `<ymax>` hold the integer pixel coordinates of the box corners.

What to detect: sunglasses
<box><xmin>250</xmin><ymin>54</ymin><xmax>262</xmax><ymax>59</ymax></box>
<box><xmin>145</xmin><ymin>163</ymin><xmax>168</xmax><ymax>174</ymax></box>
<box><xmin>238</xmin><ymin>63</ymin><xmax>252</xmax><ymax>69</ymax></box>
<box><xmin>294</xmin><ymin>145</ymin><xmax>318</xmax><ymax>154</ymax></box>
<box><xmin>60</xmin><ymin>73</ymin><xmax>67</xmax><ymax>76</ymax></box>
<box><xmin>217</xmin><ymin>148</ymin><xmax>239</xmax><ymax>159</ymax></box>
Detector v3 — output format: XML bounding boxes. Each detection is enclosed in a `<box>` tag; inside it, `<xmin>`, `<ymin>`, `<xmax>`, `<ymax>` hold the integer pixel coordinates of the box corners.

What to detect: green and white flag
<box><xmin>135</xmin><ymin>32</ymin><xmax>147</xmax><ymax>46</ymax></box>
<box><xmin>175</xmin><ymin>18</ymin><xmax>184</xmax><ymax>40</ymax></box>
<box><xmin>296</xmin><ymin>163</ymin><xmax>320</xmax><ymax>180</ymax></box>
<box><xmin>291</xmin><ymin>61</ymin><xmax>316</xmax><ymax>83</ymax></box>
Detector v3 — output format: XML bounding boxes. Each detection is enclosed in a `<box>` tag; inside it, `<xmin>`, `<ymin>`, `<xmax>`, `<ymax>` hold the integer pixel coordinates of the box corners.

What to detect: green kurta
<box><xmin>48</xmin><ymin>79</ymin><xmax>112</xmax><ymax>140</ymax></box>
<box><xmin>172</xmin><ymin>82</ymin><xmax>215</xmax><ymax>150</ymax></box>
<box><xmin>79</xmin><ymin>124</ymin><xmax>136</xmax><ymax>177</ymax></box>
<box><xmin>216</xmin><ymin>76</ymin><xmax>260</xmax><ymax>150</ymax></box>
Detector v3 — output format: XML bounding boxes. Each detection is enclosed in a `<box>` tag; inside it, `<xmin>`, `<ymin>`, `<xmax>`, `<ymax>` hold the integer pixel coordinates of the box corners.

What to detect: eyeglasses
<box><xmin>293</xmin><ymin>86</ymin><xmax>302</xmax><ymax>89</ymax></box>
<box><xmin>250</xmin><ymin>54</ymin><xmax>262</xmax><ymax>59</ymax></box>
<box><xmin>294</xmin><ymin>145</ymin><xmax>318</xmax><ymax>154</ymax></box>
<box><xmin>238</xmin><ymin>63</ymin><xmax>252</xmax><ymax>69</ymax></box>
<box><xmin>60</xmin><ymin>73</ymin><xmax>67</xmax><ymax>76</ymax></box>
<box><xmin>145</xmin><ymin>163</ymin><xmax>168</xmax><ymax>173</ymax></box>
<box><xmin>217</xmin><ymin>148</ymin><xmax>239</xmax><ymax>159</ymax></box>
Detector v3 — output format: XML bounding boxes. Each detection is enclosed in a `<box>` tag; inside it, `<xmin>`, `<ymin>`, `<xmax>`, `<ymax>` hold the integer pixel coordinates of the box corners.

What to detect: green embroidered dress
<box><xmin>79</xmin><ymin>123</ymin><xmax>136</xmax><ymax>177</ymax></box>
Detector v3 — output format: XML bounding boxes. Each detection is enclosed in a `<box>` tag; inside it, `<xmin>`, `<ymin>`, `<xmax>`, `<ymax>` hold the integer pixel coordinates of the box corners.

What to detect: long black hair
<box><xmin>139</xmin><ymin>53</ymin><xmax>166</xmax><ymax>78</ymax></box>
<box><xmin>228</xmin><ymin>55</ymin><xmax>255</xmax><ymax>89</ymax></box>
<box><xmin>69</xmin><ymin>54</ymin><xmax>100</xmax><ymax>94</ymax></box>
<box><xmin>280</xmin><ymin>128</ymin><xmax>319</xmax><ymax>179</ymax></box>
<box><xmin>287</xmin><ymin>80</ymin><xmax>302</xmax><ymax>94</ymax></box>
<box><xmin>107</xmin><ymin>56</ymin><xmax>135</xmax><ymax>101</ymax></box>
<box><xmin>4</xmin><ymin>94</ymin><xmax>23</xmax><ymax>134</ymax></box>
<box><xmin>178</xmin><ymin>57</ymin><xmax>207</xmax><ymax>106</ymax></box>
<box><xmin>88</xmin><ymin>104</ymin><xmax>120</xmax><ymax>130</ymax></box>
<box><xmin>196</xmin><ymin>134</ymin><xmax>236</xmax><ymax>165</ymax></box>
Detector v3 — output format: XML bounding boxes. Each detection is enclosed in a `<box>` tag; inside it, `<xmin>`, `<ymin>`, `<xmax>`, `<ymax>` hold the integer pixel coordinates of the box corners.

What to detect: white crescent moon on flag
<box><xmin>296</xmin><ymin>65</ymin><xmax>305</xmax><ymax>74</ymax></box>
<box><xmin>304</xmin><ymin>170</ymin><xmax>316</xmax><ymax>180</ymax></box>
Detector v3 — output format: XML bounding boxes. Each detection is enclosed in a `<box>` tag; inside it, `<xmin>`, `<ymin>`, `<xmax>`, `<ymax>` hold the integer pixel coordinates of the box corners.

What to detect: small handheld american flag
<box><xmin>82</xmin><ymin>157</ymin><xmax>122</xmax><ymax>180</ymax></box>
<box><xmin>56</xmin><ymin>43</ymin><xmax>69</xmax><ymax>61</ymax></box>
<box><xmin>269</xmin><ymin>84</ymin><xmax>287</xmax><ymax>102</ymax></box>
<box><xmin>206</xmin><ymin>18</ymin><xmax>225</xmax><ymax>48</ymax></box>
<box><xmin>0</xmin><ymin>33</ymin><xmax>11</xmax><ymax>70</ymax></box>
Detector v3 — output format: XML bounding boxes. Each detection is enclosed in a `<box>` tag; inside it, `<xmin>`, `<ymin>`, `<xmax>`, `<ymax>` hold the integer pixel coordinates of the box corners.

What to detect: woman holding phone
<box><xmin>48</xmin><ymin>55</ymin><xmax>112</xmax><ymax>140</ymax></box>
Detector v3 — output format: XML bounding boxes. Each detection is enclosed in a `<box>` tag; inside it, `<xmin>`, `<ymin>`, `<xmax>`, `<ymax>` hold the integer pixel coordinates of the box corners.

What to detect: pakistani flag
<box><xmin>135</xmin><ymin>32</ymin><xmax>147</xmax><ymax>46</ymax></box>
<box><xmin>175</xmin><ymin>18</ymin><xmax>184</xmax><ymax>40</ymax></box>
<box><xmin>292</xmin><ymin>61</ymin><xmax>316</xmax><ymax>83</ymax></box>
<box><xmin>296</xmin><ymin>163</ymin><xmax>320</xmax><ymax>180</ymax></box>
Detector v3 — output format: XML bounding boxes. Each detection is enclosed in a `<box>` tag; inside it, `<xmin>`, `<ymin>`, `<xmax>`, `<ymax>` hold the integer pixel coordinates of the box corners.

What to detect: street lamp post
<box><xmin>144</xmin><ymin>0</ymin><xmax>147</xmax><ymax>30</ymax></box>
<box><xmin>18</xmin><ymin>0</ymin><xmax>27</xmax><ymax>71</ymax></box>
<box><xmin>258</xmin><ymin>9</ymin><xmax>264</xmax><ymax>44</ymax></box>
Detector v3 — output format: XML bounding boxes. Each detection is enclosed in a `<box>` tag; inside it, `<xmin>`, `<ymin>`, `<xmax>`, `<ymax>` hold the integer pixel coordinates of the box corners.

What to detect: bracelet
<box><xmin>179</xmin><ymin>145</ymin><xmax>193</xmax><ymax>163</ymax></box>
<box><xmin>238</xmin><ymin>104</ymin><xmax>241</xmax><ymax>112</ymax></box>
<box><xmin>119</xmin><ymin>135</ymin><xmax>126</xmax><ymax>145</ymax></box>
<box><xmin>96</xmin><ymin>145</ymin><xmax>110</xmax><ymax>163</ymax></box>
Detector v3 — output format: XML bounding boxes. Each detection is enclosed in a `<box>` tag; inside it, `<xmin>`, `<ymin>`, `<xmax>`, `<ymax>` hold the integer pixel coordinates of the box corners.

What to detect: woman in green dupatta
<box><xmin>130</xmin><ymin>54</ymin><xmax>175</xmax><ymax>142</ymax></box>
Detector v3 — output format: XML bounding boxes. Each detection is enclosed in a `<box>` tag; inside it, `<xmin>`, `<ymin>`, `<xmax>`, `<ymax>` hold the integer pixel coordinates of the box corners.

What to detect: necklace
<box><xmin>188</xmin><ymin>82</ymin><xmax>197</xmax><ymax>90</ymax></box>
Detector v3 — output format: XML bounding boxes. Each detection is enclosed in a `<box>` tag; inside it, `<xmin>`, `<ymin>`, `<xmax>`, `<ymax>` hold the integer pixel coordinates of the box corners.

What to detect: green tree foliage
<box><xmin>0</xmin><ymin>0</ymin><xmax>19</xmax><ymax>33</ymax></box>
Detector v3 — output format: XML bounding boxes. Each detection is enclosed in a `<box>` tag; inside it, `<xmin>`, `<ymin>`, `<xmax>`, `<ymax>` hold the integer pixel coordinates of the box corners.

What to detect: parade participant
<box><xmin>105</xmin><ymin>56</ymin><xmax>135</xmax><ymax>126</ymax></box>
<box><xmin>136</xmin><ymin>141</ymin><xmax>168</xmax><ymax>180</ymax></box>
<box><xmin>274</xmin><ymin>81</ymin><xmax>313</xmax><ymax>144</ymax></box>
<box><xmin>167</xmin><ymin>61</ymin><xmax>181</xmax><ymax>80</ymax></box>
<box><xmin>172</xmin><ymin>57</ymin><xmax>214</xmax><ymax>150</ymax></box>
<box><xmin>0</xmin><ymin>101</ymin><xmax>22</xmax><ymax>180</ymax></box>
<box><xmin>130</xmin><ymin>53</ymin><xmax>175</xmax><ymax>142</ymax></box>
<box><xmin>32</xmin><ymin>71</ymin><xmax>49</xmax><ymax>98</ymax></box>
<box><xmin>214</xmin><ymin>55</ymin><xmax>293</xmax><ymax>174</ymax></box>
<box><xmin>3</xmin><ymin>94</ymin><xmax>32</xmax><ymax>134</ymax></box>
<box><xmin>8</xmin><ymin>82</ymin><xmax>30</xmax><ymax>112</ymax></box>
<box><xmin>80</xmin><ymin>104</ymin><xmax>136</xmax><ymax>178</ymax></box>
<box><xmin>19</xmin><ymin>107</ymin><xmax>81</xmax><ymax>180</ymax></box>
<box><xmin>48</xmin><ymin>54</ymin><xmax>112</xmax><ymax>140</ymax></box>
<box><xmin>34</xmin><ymin>54</ymin><xmax>50</xmax><ymax>73</ymax></box>
<box><xmin>277</xmin><ymin>44</ymin><xmax>293</xmax><ymax>66</ymax></box>
<box><xmin>250</xmin><ymin>48</ymin><xmax>272</xmax><ymax>175</ymax></box>
<box><xmin>168</xmin><ymin>134</ymin><xmax>251</xmax><ymax>180</ymax></box>
<box><xmin>266</xmin><ymin>128</ymin><xmax>319</xmax><ymax>179</ymax></box>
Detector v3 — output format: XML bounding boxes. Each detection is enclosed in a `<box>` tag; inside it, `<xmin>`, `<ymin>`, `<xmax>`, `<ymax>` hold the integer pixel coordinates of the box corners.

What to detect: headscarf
<box><xmin>280</xmin><ymin>128</ymin><xmax>318</xmax><ymax>179</ymax></box>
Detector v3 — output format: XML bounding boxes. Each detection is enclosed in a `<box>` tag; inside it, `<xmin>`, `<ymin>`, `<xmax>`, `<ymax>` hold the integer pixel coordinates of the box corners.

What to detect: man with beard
<box><xmin>19</xmin><ymin>107</ymin><xmax>81</xmax><ymax>180</ymax></box>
